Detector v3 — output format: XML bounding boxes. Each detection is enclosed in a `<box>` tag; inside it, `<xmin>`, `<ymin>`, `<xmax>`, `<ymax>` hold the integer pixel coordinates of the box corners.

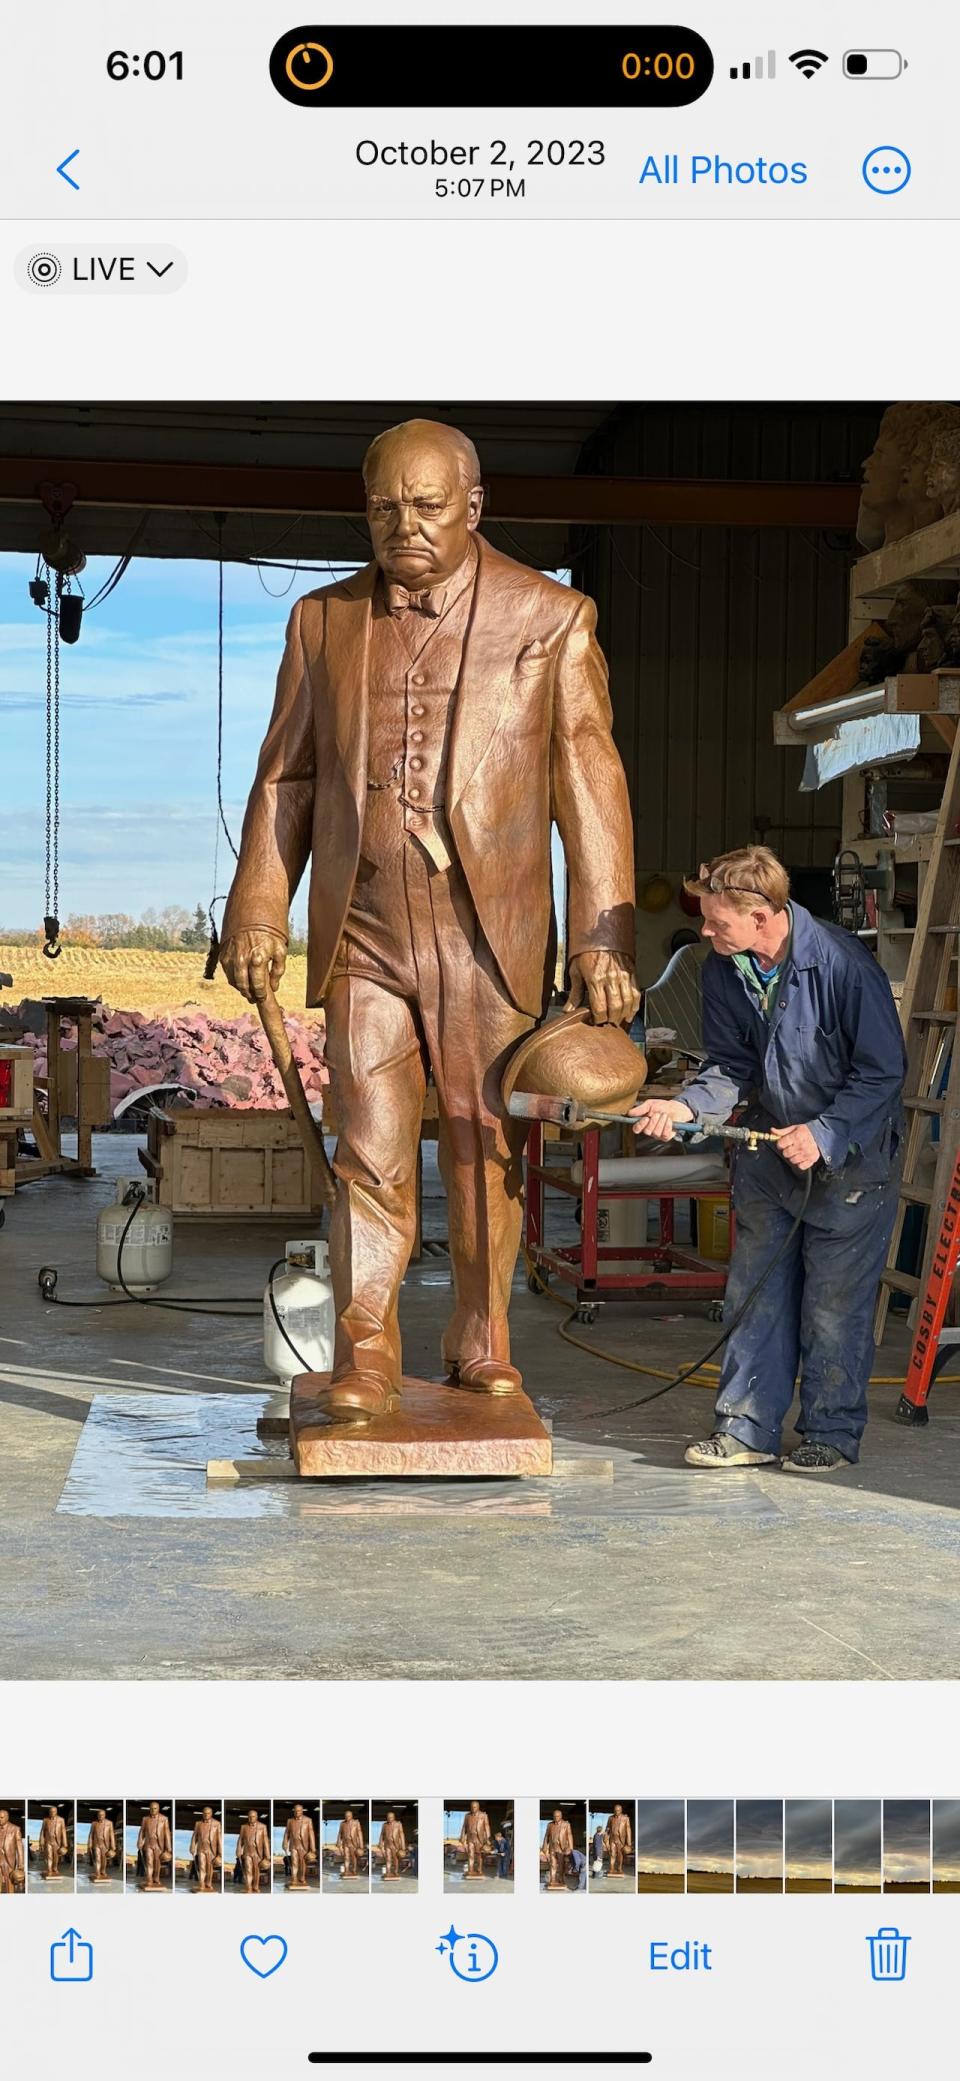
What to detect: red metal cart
<box><xmin>523</xmin><ymin>1119</ymin><xmax>732</xmax><ymax>1323</ymax></box>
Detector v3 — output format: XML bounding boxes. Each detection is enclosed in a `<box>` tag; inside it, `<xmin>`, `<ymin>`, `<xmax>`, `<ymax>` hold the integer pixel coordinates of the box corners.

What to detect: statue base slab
<box><xmin>290</xmin><ymin>1374</ymin><xmax>553</xmax><ymax>1480</ymax></box>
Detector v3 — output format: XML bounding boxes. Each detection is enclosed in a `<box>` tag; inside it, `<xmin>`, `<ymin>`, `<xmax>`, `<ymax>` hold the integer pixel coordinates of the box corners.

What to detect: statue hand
<box><xmin>219</xmin><ymin>927</ymin><xmax>287</xmax><ymax>1001</ymax></box>
<box><xmin>564</xmin><ymin>949</ymin><xmax>640</xmax><ymax>1027</ymax></box>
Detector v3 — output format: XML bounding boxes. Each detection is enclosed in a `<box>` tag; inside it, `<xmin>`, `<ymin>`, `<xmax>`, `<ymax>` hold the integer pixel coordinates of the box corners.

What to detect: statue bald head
<box><xmin>363</xmin><ymin>418</ymin><xmax>484</xmax><ymax>589</ymax></box>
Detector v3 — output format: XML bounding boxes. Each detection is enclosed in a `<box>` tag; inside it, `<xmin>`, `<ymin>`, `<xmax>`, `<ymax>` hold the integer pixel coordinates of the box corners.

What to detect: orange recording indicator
<box><xmin>284</xmin><ymin>40</ymin><xmax>334</xmax><ymax>90</ymax></box>
<box><xmin>268</xmin><ymin>25</ymin><xmax>713</xmax><ymax>107</ymax></box>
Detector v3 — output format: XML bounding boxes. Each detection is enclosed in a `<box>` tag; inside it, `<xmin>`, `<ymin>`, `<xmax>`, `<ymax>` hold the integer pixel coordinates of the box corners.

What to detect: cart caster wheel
<box><xmin>708</xmin><ymin>1300</ymin><xmax>725</xmax><ymax>1323</ymax></box>
<box><xmin>38</xmin><ymin>1265</ymin><xmax>58</xmax><ymax>1300</ymax></box>
<box><xmin>527</xmin><ymin>1270</ymin><xmax>548</xmax><ymax>1294</ymax></box>
<box><xmin>575</xmin><ymin>1304</ymin><xmax>598</xmax><ymax>1326</ymax></box>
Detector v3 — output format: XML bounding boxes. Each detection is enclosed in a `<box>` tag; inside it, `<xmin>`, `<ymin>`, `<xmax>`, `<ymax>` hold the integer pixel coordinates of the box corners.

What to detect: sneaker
<box><xmin>781</xmin><ymin>1442</ymin><xmax>848</xmax><ymax>1473</ymax></box>
<box><xmin>684</xmin><ymin>1434</ymin><xmax>777</xmax><ymax>1468</ymax></box>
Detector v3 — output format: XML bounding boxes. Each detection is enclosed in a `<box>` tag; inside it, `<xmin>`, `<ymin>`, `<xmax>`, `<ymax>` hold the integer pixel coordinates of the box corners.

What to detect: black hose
<box><xmin>578</xmin><ymin>1168</ymin><xmax>814</xmax><ymax>1421</ymax></box>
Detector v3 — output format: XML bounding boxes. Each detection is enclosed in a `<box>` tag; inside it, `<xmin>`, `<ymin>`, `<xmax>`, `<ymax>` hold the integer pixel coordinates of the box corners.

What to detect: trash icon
<box><xmin>867</xmin><ymin>1927</ymin><xmax>910</xmax><ymax>1982</ymax></box>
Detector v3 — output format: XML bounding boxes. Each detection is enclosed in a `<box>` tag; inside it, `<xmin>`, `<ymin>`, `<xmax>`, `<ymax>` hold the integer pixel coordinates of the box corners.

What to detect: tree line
<box><xmin>0</xmin><ymin>906</ymin><xmax>308</xmax><ymax>954</ymax></box>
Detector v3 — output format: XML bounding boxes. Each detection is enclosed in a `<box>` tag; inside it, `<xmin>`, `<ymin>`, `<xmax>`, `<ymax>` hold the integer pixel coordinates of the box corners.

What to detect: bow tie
<box><xmin>386</xmin><ymin>582</ymin><xmax>444</xmax><ymax>617</ymax></box>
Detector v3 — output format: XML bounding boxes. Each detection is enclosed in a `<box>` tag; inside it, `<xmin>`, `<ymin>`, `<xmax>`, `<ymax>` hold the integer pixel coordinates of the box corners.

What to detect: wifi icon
<box><xmin>789</xmin><ymin>48</ymin><xmax>829</xmax><ymax>77</ymax></box>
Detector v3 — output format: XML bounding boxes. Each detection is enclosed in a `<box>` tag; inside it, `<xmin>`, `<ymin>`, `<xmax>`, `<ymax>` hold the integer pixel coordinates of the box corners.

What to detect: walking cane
<box><xmin>247</xmin><ymin>953</ymin><xmax>338</xmax><ymax>1213</ymax></box>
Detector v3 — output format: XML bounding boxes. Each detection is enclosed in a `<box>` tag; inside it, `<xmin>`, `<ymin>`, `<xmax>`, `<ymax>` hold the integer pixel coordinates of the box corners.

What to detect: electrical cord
<box><xmin>561</xmin><ymin>1169</ymin><xmax>814</xmax><ymax>1421</ymax></box>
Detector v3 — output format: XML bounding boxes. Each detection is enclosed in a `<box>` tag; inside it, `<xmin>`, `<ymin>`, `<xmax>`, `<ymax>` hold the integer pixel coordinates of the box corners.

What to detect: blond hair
<box><xmin>684</xmin><ymin>846</ymin><xmax>790</xmax><ymax>914</ymax></box>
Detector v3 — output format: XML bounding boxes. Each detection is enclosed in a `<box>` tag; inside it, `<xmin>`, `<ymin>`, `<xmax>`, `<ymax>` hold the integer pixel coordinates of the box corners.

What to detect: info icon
<box><xmin>269</xmin><ymin>25</ymin><xmax>336</xmax><ymax>104</ymax></box>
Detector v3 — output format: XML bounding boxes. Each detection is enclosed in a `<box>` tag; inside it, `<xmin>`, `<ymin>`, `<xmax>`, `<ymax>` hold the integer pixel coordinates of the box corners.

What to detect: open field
<box><xmin>637</xmin><ymin>1872</ymin><xmax>685</xmax><ymax>1893</ymax></box>
<box><xmin>0</xmin><ymin>945</ymin><xmax>314</xmax><ymax>1019</ymax></box>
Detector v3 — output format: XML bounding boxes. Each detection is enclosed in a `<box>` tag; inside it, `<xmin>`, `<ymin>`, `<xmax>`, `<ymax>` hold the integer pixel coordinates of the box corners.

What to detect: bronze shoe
<box><xmin>453</xmin><ymin>1358</ymin><xmax>523</xmax><ymax>1397</ymax></box>
<box><xmin>325</xmin><ymin>1368</ymin><xmax>401</xmax><ymax>1424</ymax></box>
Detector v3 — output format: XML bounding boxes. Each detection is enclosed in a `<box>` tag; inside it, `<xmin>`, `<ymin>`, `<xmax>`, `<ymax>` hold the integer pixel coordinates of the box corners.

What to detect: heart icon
<box><xmin>240</xmin><ymin>1934</ymin><xmax>288</xmax><ymax>1979</ymax></box>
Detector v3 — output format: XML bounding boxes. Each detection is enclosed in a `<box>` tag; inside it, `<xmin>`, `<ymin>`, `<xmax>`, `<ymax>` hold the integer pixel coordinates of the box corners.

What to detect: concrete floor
<box><xmin>3</xmin><ymin>1133</ymin><xmax>960</xmax><ymax>1681</ymax></box>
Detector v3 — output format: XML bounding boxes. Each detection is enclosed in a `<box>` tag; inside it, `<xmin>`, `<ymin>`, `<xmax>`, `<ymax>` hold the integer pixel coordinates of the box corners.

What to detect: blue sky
<box><xmin>0</xmin><ymin>552</ymin><xmax>355</xmax><ymax>930</ymax></box>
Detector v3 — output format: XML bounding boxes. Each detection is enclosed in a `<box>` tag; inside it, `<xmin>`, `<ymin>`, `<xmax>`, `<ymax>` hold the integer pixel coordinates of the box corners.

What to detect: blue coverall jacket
<box><xmin>680</xmin><ymin>902</ymin><xmax>906</xmax><ymax>1460</ymax></box>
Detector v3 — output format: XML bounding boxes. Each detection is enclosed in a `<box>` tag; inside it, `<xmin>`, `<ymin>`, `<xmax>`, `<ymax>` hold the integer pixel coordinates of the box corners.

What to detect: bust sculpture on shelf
<box><xmin>221</xmin><ymin>418</ymin><xmax>638</xmax><ymax>1427</ymax></box>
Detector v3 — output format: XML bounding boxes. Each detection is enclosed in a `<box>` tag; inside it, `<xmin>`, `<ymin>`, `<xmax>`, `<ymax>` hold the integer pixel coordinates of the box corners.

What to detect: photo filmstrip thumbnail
<box><xmin>0</xmin><ymin>1802</ymin><xmax>27</xmax><ymax>1896</ymax></box>
<box><xmin>224</xmin><ymin>1801</ymin><xmax>273</xmax><ymax>1896</ymax></box>
<box><xmin>540</xmin><ymin>1800</ymin><xmax>587</xmax><ymax>1893</ymax></box>
<box><xmin>322</xmin><ymin>1800</ymin><xmax>370</xmax><ymax>1892</ymax></box>
<box><xmin>371</xmin><ymin>1800</ymin><xmax>418</xmax><ymax>1892</ymax></box>
<box><xmin>77</xmin><ymin>1800</ymin><xmax>124</xmax><ymax>1893</ymax></box>
<box><xmin>128</xmin><ymin>1799</ymin><xmax>173</xmax><ymax>1895</ymax></box>
<box><xmin>444</xmin><ymin>1799</ymin><xmax>513</xmax><ymax>1893</ymax></box>
<box><xmin>273</xmin><ymin>1800</ymin><xmax>320</xmax><ymax>1893</ymax></box>
<box><xmin>588</xmin><ymin>1799</ymin><xmax>636</xmax><ymax>1892</ymax></box>
<box><xmin>27</xmin><ymin>1798</ymin><xmax>75</xmax><ymax>1893</ymax></box>
<box><xmin>175</xmin><ymin>1798</ymin><xmax>224</xmax><ymax>1895</ymax></box>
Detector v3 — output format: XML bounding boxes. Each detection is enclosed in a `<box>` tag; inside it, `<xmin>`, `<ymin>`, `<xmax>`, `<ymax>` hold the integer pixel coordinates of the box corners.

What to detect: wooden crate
<box><xmin>0</xmin><ymin>1044</ymin><xmax>34</xmax><ymax>1124</ymax></box>
<box><xmin>144</xmin><ymin>1108</ymin><xmax>323</xmax><ymax>1219</ymax></box>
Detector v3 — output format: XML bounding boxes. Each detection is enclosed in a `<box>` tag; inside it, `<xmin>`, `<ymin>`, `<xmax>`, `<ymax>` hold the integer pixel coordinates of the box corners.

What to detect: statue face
<box><xmin>366</xmin><ymin>432</ymin><xmax>482</xmax><ymax>589</ymax></box>
<box><xmin>248</xmin><ymin>1811</ymin><xmax>258</xmax><ymax>1824</ymax></box>
<box><xmin>97</xmin><ymin>1810</ymin><xmax>106</xmax><ymax>1822</ymax></box>
<box><xmin>149</xmin><ymin>1804</ymin><xmax>159</xmax><ymax>1816</ymax></box>
<box><xmin>0</xmin><ymin>1811</ymin><xmax>8</xmax><ymax>1825</ymax></box>
<box><xmin>293</xmin><ymin>1805</ymin><xmax>303</xmax><ymax>1817</ymax></box>
<box><xmin>470</xmin><ymin>1801</ymin><xmax>479</xmax><ymax>1812</ymax></box>
<box><xmin>345</xmin><ymin>1809</ymin><xmax>353</xmax><ymax>1820</ymax></box>
<box><xmin>203</xmin><ymin>1807</ymin><xmax>213</xmax><ymax>1820</ymax></box>
<box><xmin>48</xmin><ymin>1807</ymin><xmax>58</xmax><ymax>1818</ymax></box>
<box><xmin>614</xmin><ymin>1805</ymin><xmax>622</xmax><ymax>1816</ymax></box>
<box><xmin>387</xmin><ymin>1811</ymin><xmax>395</xmax><ymax>1822</ymax></box>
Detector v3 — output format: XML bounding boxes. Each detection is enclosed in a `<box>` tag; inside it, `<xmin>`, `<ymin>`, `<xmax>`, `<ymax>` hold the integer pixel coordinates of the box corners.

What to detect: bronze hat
<box><xmin>500</xmin><ymin>1007</ymin><xmax>647</xmax><ymax>1111</ymax></box>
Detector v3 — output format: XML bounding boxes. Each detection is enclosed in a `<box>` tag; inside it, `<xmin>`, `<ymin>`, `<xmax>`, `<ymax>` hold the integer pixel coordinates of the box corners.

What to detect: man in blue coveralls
<box><xmin>631</xmin><ymin>847</ymin><xmax>906</xmax><ymax>1473</ymax></box>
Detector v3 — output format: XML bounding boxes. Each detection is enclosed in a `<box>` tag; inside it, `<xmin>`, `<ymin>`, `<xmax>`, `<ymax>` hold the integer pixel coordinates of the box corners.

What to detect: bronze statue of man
<box><xmin>377</xmin><ymin>1810</ymin><xmax>406</xmax><ymax>1880</ymax></box>
<box><xmin>138</xmin><ymin>1803</ymin><xmax>172</xmax><ymax>1891</ymax></box>
<box><xmin>544</xmin><ymin>1810</ymin><xmax>573</xmax><ymax>1890</ymax></box>
<box><xmin>0</xmin><ymin>1811</ymin><xmax>24</xmax><ymax>1895</ymax></box>
<box><xmin>337</xmin><ymin>1808</ymin><xmax>366</xmax><ymax>1878</ymax></box>
<box><xmin>88</xmin><ymin>1810</ymin><xmax>117</xmax><ymax>1883</ymax></box>
<box><xmin>604</xmin><ymin>1803</ymin><xmax>632</xmax><ymax>1876</ymax></box>
<box><xmin>39</xmin><ymin>1806</ymin><xmax>68</xmax><ymax>1880</ymax></box>
<box><xmin>283</xmin><ymin>1804</ymin><xmax>316</xmax><ymax>1890</ymax></box>
<box><xmin>190</xmin><ymin>1807</ymin><xmax>222</xmax><ymax>1893</ymax></box>
<box><xmin>238</xmin><ymin>1810</ymin><xmax>270</xmax><ymax>1894</ymax></box>
<box><xmin>221</xmin><ymin>419</ymin><xmax>638</xmax><ymax>1422</ymax></box>
<box><xmin>460</xmin><ymin>1800</ymin><xmax>491</xmax><ymax>1879</ymax></box>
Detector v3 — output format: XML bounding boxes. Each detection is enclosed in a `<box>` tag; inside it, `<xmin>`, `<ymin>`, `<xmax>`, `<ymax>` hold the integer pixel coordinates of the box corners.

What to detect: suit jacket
<box><xmin>223</xmin><ymin>535</ymin><xmax>636</xmax><ymax>1016</ymax></box>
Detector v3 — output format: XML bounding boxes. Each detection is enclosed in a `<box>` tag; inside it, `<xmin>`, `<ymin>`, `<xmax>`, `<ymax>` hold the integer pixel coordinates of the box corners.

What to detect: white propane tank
<box><xmin>96</xmin><ymin>1179</ymin><xmax>173</xmax><ymax>1293</ymax></box>
<box><xmin>264</xmin><ymin>1238</ymin><xmax>335</xmax><ymax>1385</ymax></box>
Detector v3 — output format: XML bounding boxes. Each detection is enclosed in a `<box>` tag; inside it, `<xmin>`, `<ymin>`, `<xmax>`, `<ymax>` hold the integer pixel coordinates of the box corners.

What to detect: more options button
<box><xmin>16</xmin><ymin>246</ymin><xmax>186</xmax><ymax>293</ymax></box>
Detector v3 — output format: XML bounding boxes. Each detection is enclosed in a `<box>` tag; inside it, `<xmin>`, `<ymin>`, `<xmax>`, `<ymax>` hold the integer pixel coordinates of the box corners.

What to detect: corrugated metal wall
<box><xmin>579</xmin><ymin>403</ymin><xmax>883</xmax><ymax>875</ymax></box>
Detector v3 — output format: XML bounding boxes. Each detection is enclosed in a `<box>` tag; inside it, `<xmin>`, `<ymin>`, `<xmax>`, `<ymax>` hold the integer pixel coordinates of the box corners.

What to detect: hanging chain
<box><xmin>43</xmin><ymin>566</ymin><xmax>62</xmax><ymax>957</ymax></box>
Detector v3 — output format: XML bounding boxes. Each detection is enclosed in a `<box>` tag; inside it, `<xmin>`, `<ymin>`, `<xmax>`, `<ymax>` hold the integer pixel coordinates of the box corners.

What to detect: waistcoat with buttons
<box><xmin>360</xmin><ymin>566</ymin><xmax>476</xmax><ymax>873</ymax></box>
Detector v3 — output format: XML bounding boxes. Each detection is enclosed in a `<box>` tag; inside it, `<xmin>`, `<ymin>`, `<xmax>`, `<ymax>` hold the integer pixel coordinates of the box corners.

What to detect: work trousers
<box><xmin>713</xmin><ymin>1150</ymin><xmax>899</xmax><ymax>1462</ymax></box>
<box><xmin>324</xmin><ymin>841</ymin><xmax>534</xmax><ymax>1386</ymax></box>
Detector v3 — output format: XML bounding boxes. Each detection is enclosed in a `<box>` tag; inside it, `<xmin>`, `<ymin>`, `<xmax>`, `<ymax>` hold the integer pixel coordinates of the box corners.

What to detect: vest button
<box><xmin>409</xmin><ymin>756</ymin><xmax>424</xmax><ymax>771</ymax></box>
<box><xmin>411</xmin><ymin>730</ymin><xmax>425</xmax><ymax>744</ymax></box>
<box><xmin>411</xmin><ymin>703</ymin><xmax>425</xmax><ymax>718</ymax></box>
<box><xmin>412</xmin><ymin>673</ymin><xmax>426</xmax><ymax>687</ymax></box>
<box><xmin>408</xmin><ymin>785</ymin><xmax>421</xmax><ymax>801</ymax></box>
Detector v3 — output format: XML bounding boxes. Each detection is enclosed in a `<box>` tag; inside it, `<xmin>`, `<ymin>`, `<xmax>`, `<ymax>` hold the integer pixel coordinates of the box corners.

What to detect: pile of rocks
<box><xmin>0</xmin><ymin>999</ymin><xmax>328</xmax><ymax>1117</ymax></box>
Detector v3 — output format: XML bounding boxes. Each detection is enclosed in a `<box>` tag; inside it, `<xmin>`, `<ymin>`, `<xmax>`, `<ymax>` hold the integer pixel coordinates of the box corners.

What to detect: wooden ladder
<box><xmin>877</xmin><ymin>722</ymin><xmax>960</xmax><ymax>1341</ymax></box>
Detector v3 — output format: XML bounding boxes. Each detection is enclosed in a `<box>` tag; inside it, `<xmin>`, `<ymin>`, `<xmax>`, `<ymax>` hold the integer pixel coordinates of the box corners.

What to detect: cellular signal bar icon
<box><xmin>730</xmin><ymin>50</ymin><xmax>776</xmax><ymax>80</ymax></box>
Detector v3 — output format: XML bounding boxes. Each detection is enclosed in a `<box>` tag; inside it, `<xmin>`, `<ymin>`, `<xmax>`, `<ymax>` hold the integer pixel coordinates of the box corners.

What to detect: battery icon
<box><xmin>843</xmin><ymin>49</ymin><xmax>906</xmax><ymax>78</ymax></box>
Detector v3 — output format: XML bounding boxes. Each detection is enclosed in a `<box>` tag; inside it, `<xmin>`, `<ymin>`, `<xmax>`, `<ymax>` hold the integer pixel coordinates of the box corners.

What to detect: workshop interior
<box><xmin>2</xmin><ymin>396</ymin><xmax>959</xmax><ymax>1684</ymax></box>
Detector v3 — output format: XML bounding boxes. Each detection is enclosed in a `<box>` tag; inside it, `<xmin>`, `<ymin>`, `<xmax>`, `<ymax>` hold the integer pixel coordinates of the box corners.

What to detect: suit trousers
<box><xmin>323</xmin><ymin>839</ymin><xmax>535</xmax><ymax>1385</ymax></box>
